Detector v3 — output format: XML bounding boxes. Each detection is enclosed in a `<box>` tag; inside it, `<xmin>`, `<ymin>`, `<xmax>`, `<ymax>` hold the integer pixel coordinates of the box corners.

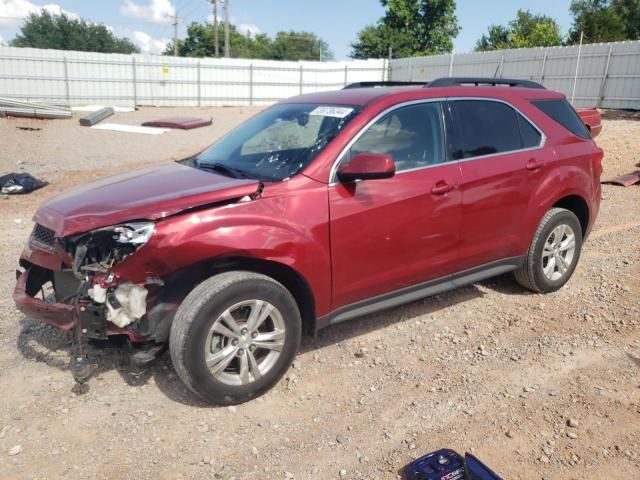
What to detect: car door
<box><xmin>448</xmin><ymin>99</ymin><xmax>550</xmax><ymax>269</ymax></box>
<box><xmin>329</xmin><ymin>101</ymin><xmax>463</xmax><ymax>309</ymax></box>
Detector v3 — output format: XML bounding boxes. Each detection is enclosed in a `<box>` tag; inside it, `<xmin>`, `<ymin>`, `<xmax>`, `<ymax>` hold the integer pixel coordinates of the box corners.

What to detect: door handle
<box><xmin>431</xmin><ymin>181</ymin><xmax>454</xmax><ymax>195</ymax></box>
<box><xmin>526</xmin><ymin>158</ymin><xmax>542</xmax><ymax>171</ymax></box>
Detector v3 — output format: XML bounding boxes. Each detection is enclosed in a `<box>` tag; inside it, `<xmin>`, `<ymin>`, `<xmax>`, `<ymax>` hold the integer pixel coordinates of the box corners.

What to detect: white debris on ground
<box><xmin>91</xmin><ymin>123</ymin><xmax>169</xmax><ymax>135</ymax></box>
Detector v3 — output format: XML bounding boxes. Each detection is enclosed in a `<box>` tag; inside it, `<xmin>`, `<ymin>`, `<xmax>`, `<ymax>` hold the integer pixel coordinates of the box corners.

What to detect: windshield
<box><xmin>191</xmin><ymin>103</ymin><xmax>360</xmax><ymax>181</ymax></box>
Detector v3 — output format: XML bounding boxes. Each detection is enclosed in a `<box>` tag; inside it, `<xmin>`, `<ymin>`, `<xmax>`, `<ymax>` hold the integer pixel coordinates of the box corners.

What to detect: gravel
<box><xmin>0</xmin><ymin>108</ymin><xmax>639</xmax><ymax>479</ymax></box>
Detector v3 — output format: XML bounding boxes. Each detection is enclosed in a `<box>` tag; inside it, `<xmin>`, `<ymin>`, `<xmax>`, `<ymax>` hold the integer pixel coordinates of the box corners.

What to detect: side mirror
<box><xmin>337</xmin><ymin>153</ymin><xmax>395</xmax><ymax>182</ymax></box>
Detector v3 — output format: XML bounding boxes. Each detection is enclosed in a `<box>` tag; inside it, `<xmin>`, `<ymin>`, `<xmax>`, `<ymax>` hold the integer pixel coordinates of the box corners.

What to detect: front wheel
<box><xmin>169</xmin><ymin>271</ymin><xmax>301</xmax><ymax>405</ymax></box>
<box><xmin>514</xmin><ymin>208</ymin><xmax>583</xmax><ymax>293</ymax></box>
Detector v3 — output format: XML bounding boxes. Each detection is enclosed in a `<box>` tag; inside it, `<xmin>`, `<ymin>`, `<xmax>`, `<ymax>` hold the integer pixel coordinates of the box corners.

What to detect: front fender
<box><xmin>112</xmin><ymin>181</ymin><xmax>332</xmax><ymax>315</ymax></box>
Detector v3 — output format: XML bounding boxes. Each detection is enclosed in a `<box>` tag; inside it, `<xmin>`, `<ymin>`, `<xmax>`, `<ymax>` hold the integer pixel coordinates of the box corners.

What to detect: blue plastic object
<box><xmin>404</xmin><ymin>449</ymin><xmax>502</xmax><ymax>480</ymax></box>
<box><xmin>404</xmin><ymin>449</ymin><xmax>465</xmax><ymax>480</ymax></box>
<box><xmin>463</xmin><ymin>453</ymin><xmax>502</xmax><ymax>480</ymax></box>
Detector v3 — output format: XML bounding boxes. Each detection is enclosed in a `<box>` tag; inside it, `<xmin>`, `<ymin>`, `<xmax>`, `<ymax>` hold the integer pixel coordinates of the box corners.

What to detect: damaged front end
<box><xmin>72</xmin><ymin>222</ymin><xmax>155</xmax><ymax>332</ymax></box>
<box><xmin>15</xmin><ymin>221</ymin><xmax>166</xmax><ymax>381</ymax></box>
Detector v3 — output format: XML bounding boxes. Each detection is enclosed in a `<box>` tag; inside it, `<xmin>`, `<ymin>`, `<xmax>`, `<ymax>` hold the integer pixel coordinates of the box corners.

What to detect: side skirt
<box><xmin>316</xmin><ymin>256</ymin><xmax>524</xmax><ymax>330</ymax></box>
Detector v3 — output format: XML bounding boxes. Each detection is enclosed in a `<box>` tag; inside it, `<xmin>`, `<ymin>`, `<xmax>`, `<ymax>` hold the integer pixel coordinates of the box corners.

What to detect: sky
<box><xmin>0</xmin><ymin>0</ymin><xmax>574</xmax><ymax>58</ymax></box>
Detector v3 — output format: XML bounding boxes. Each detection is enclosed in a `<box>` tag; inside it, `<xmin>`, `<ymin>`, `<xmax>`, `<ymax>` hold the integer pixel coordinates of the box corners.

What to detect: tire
<box><xmin>169</xmin><ymin>271</ymin><xmax>301</xmax><ymax>405</ymax></box>
<box><xmin>514</xmin><ymin>208</ymin><xmax>583</xmax><ymax>293</ymax></box>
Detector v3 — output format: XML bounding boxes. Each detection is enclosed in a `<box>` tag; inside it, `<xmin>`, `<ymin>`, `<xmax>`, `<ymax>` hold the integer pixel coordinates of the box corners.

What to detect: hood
<box><xmin>34</xmin><ymin>162</ymin><xmax>260</xmax><ymax>236</ymax></box>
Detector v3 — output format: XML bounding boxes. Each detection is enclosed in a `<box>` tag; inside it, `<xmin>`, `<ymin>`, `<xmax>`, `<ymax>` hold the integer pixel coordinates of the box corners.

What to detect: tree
<box><xmin>611</xmin><ymin>0</ymin><xmax>640</xmax><ymax>39</ymax></box>
<box><xmin>510</xmin><ymin>10</ymin><xmax>563</xmax><ymax>48</ymax></box>
<box><xmin>271</xmin><ymin>31</ymin><xmax>334</xmax><ymax>61</ymax></box>
<box><xmin>568</xmin><ymin>0</ymin><xmax>626</xmax><ymax>43</ymax></box>
<box><xmin>165</xmin><ymin>23</ymin><xmax>333</xmax><ymax>61</ymax></box>
<box><xmin>350</xmin><ymin>0</ymin><xmax>460</xmax><ymax>59</ymax></box>
<box><xmin>165</xmin><ymin>23</ymin><xmax>248</xmax><ymax>57</ymax></box>
<box><xmin>475</xmin><ymin>25</ymin><xmax>511</xmax><ymax>51</ymax></box>
<box><xmin>475</xmin><ymin>10</ymin><xmax>563</xmax><ymax>51</ymax></box>
<box><xmin>10</xmin><ymin>11</ymin><xmax>139</xmax><ymax>54</ymax></box>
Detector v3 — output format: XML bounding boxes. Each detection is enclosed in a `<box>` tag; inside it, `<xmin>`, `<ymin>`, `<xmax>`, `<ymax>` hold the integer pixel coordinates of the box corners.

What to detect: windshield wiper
<box><xmin>197</xmin><ymin>161</ymin><xmax>248</xmax><ymax>179</ymax></box>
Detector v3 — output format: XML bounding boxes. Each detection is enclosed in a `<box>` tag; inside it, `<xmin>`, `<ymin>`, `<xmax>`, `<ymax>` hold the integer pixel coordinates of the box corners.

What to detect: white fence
<box><xmin>0</xmin><ymin>47</ymin><xmax>387</xmax><ymax>107</ymax></box>
<box><xmin>390</xmin><ymin>40</ymin><xmax>640</xmax><ymax>109</ymax></box>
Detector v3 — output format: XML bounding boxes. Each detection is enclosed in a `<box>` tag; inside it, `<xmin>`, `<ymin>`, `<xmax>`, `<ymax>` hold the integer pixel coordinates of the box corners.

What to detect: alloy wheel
<box><xmin>541</xmin><ymin>223</ymin><xmax>576</xmax><ymax>281</ymax></box>
<box><xmin>204</xmin><ymin>300</ymin><xmax>286</xmax><ymax>386</ymax></box>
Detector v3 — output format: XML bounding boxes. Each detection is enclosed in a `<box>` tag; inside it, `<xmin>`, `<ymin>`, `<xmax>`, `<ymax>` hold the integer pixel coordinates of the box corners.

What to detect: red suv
<box><xmin>14</xmin><ymin>77</ymin><xmax>603</xmax><ymax>404</ymax></box>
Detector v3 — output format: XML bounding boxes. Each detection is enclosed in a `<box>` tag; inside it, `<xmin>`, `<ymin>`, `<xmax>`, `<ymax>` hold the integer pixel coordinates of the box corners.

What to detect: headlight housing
<box><xmin>110</xmin><ymin>222</ymin><xmax>155</xmax><ymax>246</ymax></box>
<box><xmin>68</xmin><ymin>222</ymin><xmax>156</xmax><ymax>275</ymax></box>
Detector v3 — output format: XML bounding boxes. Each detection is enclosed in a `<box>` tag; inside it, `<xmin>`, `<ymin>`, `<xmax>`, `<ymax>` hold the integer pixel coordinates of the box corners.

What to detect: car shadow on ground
<box><xmin>15</xmin><ymin>274</ymin><xmax>532</xmax><ymax>407</ymax></box>
<box><xmin>300</xmin><ymin>273</ymin><xmax>532</xmax><ymax>353</ymax></box>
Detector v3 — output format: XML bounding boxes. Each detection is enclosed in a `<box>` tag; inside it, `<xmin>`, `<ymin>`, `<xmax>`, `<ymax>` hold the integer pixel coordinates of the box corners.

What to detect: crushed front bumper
<box><xmin>14</xmin><ymin>268</ymin><xmax>76</xmax><ymax>331</ymax></box>
<box><xmin>14</xmin><ymin>267</ymin><xmax>151</xmax><ymax>341</ymax></box>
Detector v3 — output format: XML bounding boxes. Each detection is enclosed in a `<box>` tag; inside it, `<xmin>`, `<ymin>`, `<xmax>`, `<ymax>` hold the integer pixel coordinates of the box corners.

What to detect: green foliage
<box><xmin>568</xmin><ymin>0</ymin><xmax>626</xmax><ymax>42</ymax></box>
<box><xmin>271</xmin><ymin>31</ymin><xmax>333</xmax><ymax>61</ymax></box>
<box><xmin>10</xmin><ymin>11</ymin><xmax>139</xmax><ymax>54</ymax></box>
<box><xmin>475</xmin><ymin>25</ymin><xmax>511</xmax><ymax>51</ymax></box>
<box><xmin>165</xmin><ymin>23</ymin><xmax>333</xmax><ymax>61</ymax></box>
<box><xmin>475</xmin><ymin>10</ymin><xmax>563</xmax><ymax>51</ymax></box>
<box><xmin>350</xmin><ymin>0</ymin><xmax>460</xmax><ymax>59</ymax></box>
<box><xmin>612</xmin><ymin>0</ymin><xmax>640</xmax><ymax>39</ymax></box>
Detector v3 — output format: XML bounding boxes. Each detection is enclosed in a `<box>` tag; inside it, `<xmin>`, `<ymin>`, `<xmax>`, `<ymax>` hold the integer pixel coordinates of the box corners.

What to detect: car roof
<box><xmin>284</xmin><ymin>84</ymin><xmax>565</xmax><ymax>107</ymax></box>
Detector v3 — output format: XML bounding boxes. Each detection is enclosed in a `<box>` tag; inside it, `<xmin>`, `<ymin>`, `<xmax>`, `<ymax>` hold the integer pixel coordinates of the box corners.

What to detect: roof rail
<box><xmin>343</xmin><ymin>81</ymin><xmax>424</xmax><ymax>89</ymax></box>
<box><xmin>427</xmin><ymin>77</ymin><xmax>545</xmax><ymax>89</ymax></box>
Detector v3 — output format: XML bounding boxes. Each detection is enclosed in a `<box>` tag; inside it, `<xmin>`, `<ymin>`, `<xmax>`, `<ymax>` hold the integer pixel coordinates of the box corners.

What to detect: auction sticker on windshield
<box><xmin>309</xmin><ymin>106</ymin><xmax>354</xmax><ymax>118</ymax></box>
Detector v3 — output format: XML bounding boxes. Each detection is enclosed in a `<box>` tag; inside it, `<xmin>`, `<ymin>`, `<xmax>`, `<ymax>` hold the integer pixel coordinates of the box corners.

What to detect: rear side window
<box><xmin>517</xmin><ymin>113</ymin><xmax>542</xmax><ymax>148</ymax></box>
<box><xmin>450</xmin><ymin>100</ymin><xmax>521</xmax><ymax>159</ymax></box>
<box><xmin>531</xmin><ymin>99</ymin><xmax>590</xmax><ymax>139</ymax></box>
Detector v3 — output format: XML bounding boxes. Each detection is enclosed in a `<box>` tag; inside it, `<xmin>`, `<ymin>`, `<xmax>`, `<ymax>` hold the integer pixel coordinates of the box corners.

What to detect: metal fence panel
<box><xmin>390</xmin><ymin>40</ymin><xmax>640</xmax><ymax>109</ymax></box>
<box><xmin>0</xmin><ymin>47</ymin><xmax>387</xmax><ymax>107</ymax></box>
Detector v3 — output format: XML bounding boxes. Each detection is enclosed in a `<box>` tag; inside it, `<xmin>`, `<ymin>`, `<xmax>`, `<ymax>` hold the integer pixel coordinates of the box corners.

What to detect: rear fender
<box><xmin>519</xmin><ymin>164</ymin><xmax>592</xmax><ymax>252</ymax></box>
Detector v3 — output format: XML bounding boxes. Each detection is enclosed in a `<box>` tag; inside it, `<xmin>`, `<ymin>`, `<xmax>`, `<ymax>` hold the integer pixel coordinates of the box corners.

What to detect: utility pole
<box><xmin>168</xmin><ymin>12</ymin><xmax>180</xmax><ymax>56</ymax></box>
<box><xmin>224</xmin><ymin>0</ymin><xmax>230</xmax><ymax>58</ymax></box>
<box><xmin>211</xmin><ymin>0</ymin><xmax>219</xmax><ymax>57</ymax></box>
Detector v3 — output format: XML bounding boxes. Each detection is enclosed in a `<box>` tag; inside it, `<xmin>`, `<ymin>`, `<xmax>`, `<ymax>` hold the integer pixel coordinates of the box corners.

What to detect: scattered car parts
<box><xmin>0</xmin><ymin>97</ymin><xmax>71</xmax><ymax>119</ymax></box>
<box><xmin>79</xmin><ymin>107</ymin><xmax>114</xmax><ymax>127</ymax></box>
<box><xmin>142</xmin><ymin>117</ymin><xmax>213</xmax><ymax>129</ymax></box>
<box><xmin>91</xmin><ymin>123</ymin><xmax>169</xmax><ymax>135</ymax></box>
<box><xmin>602</xmin><ymin>171</ymin><xmax>640</xmax><ymax>187</ymax></box>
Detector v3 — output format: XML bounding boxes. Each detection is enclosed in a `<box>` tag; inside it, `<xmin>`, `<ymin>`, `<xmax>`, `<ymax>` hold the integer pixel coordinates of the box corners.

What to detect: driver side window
<box><xmin>348</xmin><ymin>102</ymin><xmax>445</xmax><ymax>172</ymax></box>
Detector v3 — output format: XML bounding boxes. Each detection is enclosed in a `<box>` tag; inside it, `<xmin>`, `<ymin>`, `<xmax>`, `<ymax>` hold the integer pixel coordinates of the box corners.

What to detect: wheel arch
<box><xmin>162</xmin><ymin>256</ymin><xmax>317</xmax><ymax>336</ymax></box>
<box><xmin>552</xmin><ymin>194</ymin><xmax>590</xmax><ymax>239</ymax></box>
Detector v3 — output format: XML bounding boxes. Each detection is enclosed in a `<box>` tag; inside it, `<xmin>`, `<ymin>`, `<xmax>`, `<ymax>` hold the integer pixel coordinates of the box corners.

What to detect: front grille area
<box><xmin>30</xmin><ymin>224</ymin><xmax>57</xmax><ymax>251</ymax></box>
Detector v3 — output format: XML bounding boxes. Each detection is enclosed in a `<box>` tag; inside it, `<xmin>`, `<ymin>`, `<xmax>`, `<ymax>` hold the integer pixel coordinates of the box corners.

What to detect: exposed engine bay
<box><xmin>17</xmin><ymin>222</ymin><xmax>168</xmax><ymax>383</ymax></box>
<box><xmin>68</xmin><ymin>224</ymin><xmax>153</xmax><ymax>329</ymax></box>
<box><xmin>20</xmin><ymin>222</ymin><xmax>160</xmax><ymax>341</ymax></box>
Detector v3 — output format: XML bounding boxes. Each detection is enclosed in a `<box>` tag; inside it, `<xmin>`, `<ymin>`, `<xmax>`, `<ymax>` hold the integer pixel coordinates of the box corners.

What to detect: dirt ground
<box><xmin>0</xmin><ymin>107</ymin><xmax>638</xmax><ymax>480</ymax></box>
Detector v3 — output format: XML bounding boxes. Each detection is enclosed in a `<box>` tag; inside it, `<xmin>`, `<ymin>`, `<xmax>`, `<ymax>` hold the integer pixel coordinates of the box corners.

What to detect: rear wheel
<box><xmin>514</xmin><ymin>208</ymin><xmax>583</xmax><ymax>293</ymax></box>
<box><xmin>169</xmin><ymin>271</ymin><xmax>301</xmax><ymax>405</ymax></box>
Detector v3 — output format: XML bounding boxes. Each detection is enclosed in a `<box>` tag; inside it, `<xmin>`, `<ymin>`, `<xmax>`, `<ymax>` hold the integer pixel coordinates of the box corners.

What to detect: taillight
<box><xmin>592</xmin><ymin>147</ymin><xmax>604</xmax><ymax>176</ymax></box>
